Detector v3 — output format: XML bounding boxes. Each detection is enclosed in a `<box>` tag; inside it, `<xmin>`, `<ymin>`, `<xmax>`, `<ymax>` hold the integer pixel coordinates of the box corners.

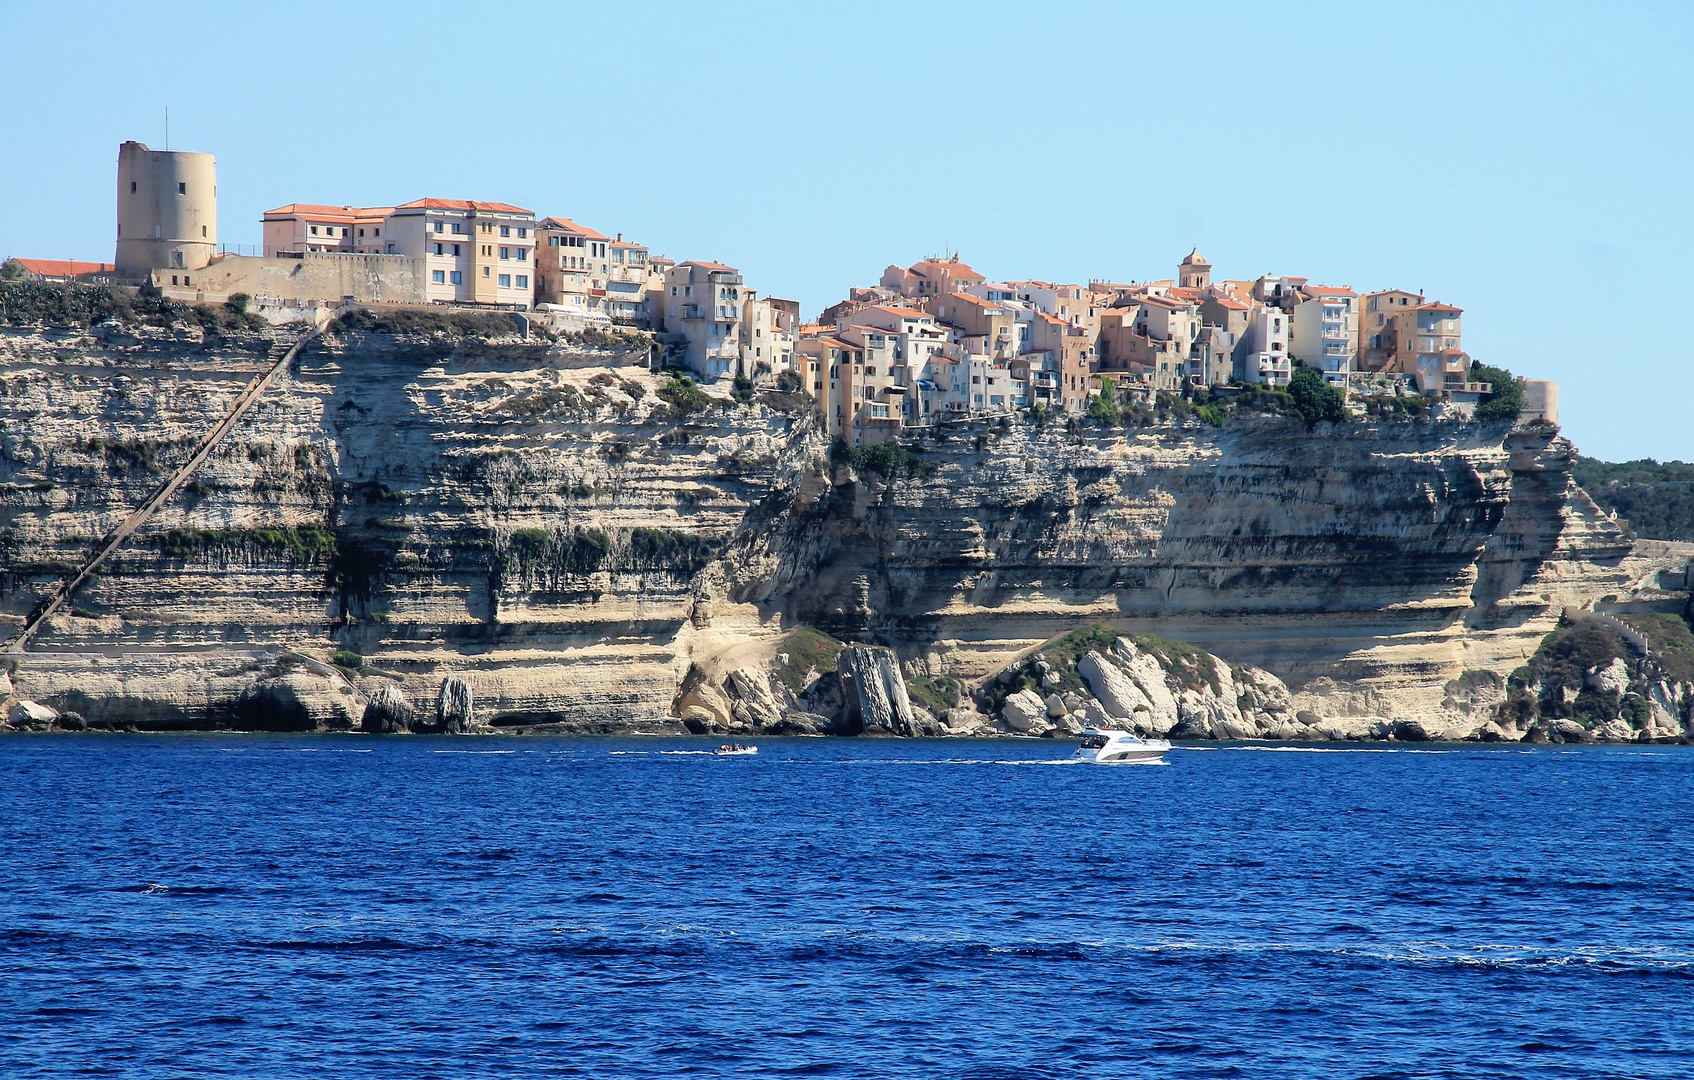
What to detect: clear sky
<box><xmin>1</xmin><ymin>1</ymin><xmax>1689</xmax><ymax>462</ymax></box>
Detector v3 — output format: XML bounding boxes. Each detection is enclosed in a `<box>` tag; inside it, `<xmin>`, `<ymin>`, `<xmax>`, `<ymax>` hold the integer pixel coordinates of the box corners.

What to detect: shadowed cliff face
<box><xmin>0</xmin><ymin>323</ymin><xmax>1668</xmax><ymax>732</ymax></box>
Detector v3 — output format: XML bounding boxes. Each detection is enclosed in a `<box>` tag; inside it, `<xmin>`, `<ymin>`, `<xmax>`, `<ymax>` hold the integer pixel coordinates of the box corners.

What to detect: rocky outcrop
<box><xmin>361</xmin><ymin>682</ymin><xmax>414</xmax><ymax>734</ymax></box>
<box><xmin>436</xmin><ymin>677</ymin><xmax>474</xmax><ymax>733</ymax></box>
<box><xmin>836</xmin><ymin>645</ymin><xmax>918</xmax><ymax>736</ymax></box>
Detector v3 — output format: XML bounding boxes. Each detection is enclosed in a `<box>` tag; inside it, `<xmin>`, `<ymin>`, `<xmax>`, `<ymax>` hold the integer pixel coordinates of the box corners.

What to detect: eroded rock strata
<box><xmin>0</xmin><ymin>323</ymin><xmax>1687</xmax><ymax>740</ymax></box>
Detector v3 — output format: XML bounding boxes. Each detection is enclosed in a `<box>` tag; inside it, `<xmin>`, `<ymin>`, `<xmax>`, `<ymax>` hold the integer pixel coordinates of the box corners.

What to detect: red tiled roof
<box><xmin>682</xmin><ymin>260</ymin><xmax>738</xmax><ymax>272</ymax></box>
<box><xmin>11</xmin><ymin>258</ymin><xmax>114</xmax><ymax>277</ymax></box>
<box><xmin>1205</xmin><ymin>295</ymin><xmax>1249</xmax><ymax>310</ymax></box>
<box><xmin>944</xmin><ymin>292</ymin><xmax>1007</xmax><ymax>312</ymax></box>
<box><xmin>912</xmin><ymin>259</ymin><xmax>984</xmax><ymax>281</ymax></box>
<box><xmin>1418</xmin><ymin>302</ymin><xmax>1462</xmax><ymax>314</ymax></box>
<box><xmin>394</xmin><ymin>198</ymin><xmax>533</xmax><ymax>214</ymax></box>
<box><xmin>867</xmin><ymin>305</ymin><xmax>929</xmax><ymax>320</ymax></box>
<box><xmin>538</xmin><ymin>216</ymin><xmax>609</xmax><ymax>240</ymax></box>
<box><xmin>263</xmin><ymin>203</ymin><xmax>392</xmax><ymax>222</ymax></box>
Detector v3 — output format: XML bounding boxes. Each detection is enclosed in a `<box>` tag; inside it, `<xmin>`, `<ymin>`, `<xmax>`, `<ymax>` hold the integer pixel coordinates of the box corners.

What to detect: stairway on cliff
<box><xmin>3</xmin><ymin>321</ymin><xmax>329</xmax><ymax>652</ymax></box>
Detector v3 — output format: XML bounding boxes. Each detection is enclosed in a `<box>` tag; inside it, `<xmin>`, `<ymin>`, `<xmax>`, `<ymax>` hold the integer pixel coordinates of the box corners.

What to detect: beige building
<box><xmin>116</xmin><ymin>140</ymin><xmax>216</xmax><ymax>276</ymax></box>
<box><xmin>1358</xmin><ymin>289</ymin><xmax>1425</xmax><ymax>371</ymax></box>
<box><xmin>880</xmin><ymin>256</ymin><xmax>986</xmax><ymax>299</ymax></box>
<box><xmin>657</xmin><ymin>261</ymin><xmax>745</xmax><ymax>379</ymax></box>
<box><xmin>535</xmin><ymin>217</ymin><xmax>613</xmax><ymax>320</ymax></box>
<box><xmin>924</xmin><ymin>291</ymin><xmax>1016</xmax><ymax>361</ymax></box>
<box><xmin>377</xmin><ymin>198</ymin><xmax>536</xmax><ymax>307</ymax></box>
<box><xmin>262</xmin><ymin>204</ymin><xmax>393</xmax><ymax>255</ymax></box>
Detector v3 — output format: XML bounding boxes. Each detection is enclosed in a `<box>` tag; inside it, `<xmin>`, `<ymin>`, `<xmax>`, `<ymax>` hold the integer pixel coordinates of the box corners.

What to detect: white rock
<box><xmin>1043</xmin><ymin>693</ymin><xmax>1068</xmax><ymax>718</ymax></box>
<box><xmin>1112</xmin><ymin>639</ymin><xmax>1180</xmax><ymax>732</ymax></box>
<box><xmin>1586</xmin><ymin>658</ymin><xmax>1630</xmax><ymax>696</ymax></box>
<box><xmin>8</xmin><ymin>700</ymin><xmax>59</xmax><ymax>726</ymax></box>
<box><xmin>1077</xmin><ymin>652</ymin><xmax>1150</xmax><ymax>719</ymax></box>
<box><xmin>0</xmin><ymin>670</ymin><xmax>12</xmax><ymax>701</ymax></box>
<box><xmin>1001</xmin><ymin>688</ymin><xmax>1048</xmax><ymax>732</ymax></box>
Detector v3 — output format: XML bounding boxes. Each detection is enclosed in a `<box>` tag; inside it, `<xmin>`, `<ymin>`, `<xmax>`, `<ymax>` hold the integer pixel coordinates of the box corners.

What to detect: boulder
<box><xmin>1309</xmin><ymin>715</ymin><xmax>1376</xmax><ymax>741</ymax></box>
<box><xmin>54</xmin><ymin>711</ymin><xmax>88</xmax><ymax>732</ymax></box>
<box><xmin>1474</xmin><ymin>720</ymin><xmax>1513</xmax><ymax>742</ymax></box>
<box><xmin>836</xmin><ymin>645</ymin><xmax>916</xmax><ymax>736</ymax></box>
<box><xmin>1077</xmin><ymin>700</ymin><xmax>1114</xmax><ymax>728</ymax></box>
<box><xmin>1050</xmin><ymin>714</ymin><xmax>1084</xmax><ymax>736</ymax></box>
<box><xmin>1586</xmin><ymin>658</ymin><xmax>1630</xmax><ymax>696</ymax></box>
<box><xmin>727</xmin><ymin>666</ymin><xmax>785</xmax><ymax>730</ymax></box>
<box><xmin>1000</xmin><ymin>688</ymin><xmax>1048</xmax><ymax>733</ymax></box>
<box><xmin>777</xmin><ymin>710</ymin><xmax>832</xmax><ymax>735</ymax></box>
<box><xmin>1595</xmin><ymin>718</ymin><xmax>1636</xmax><ymax>743</ymax></box>
<box><xmin>1044</xmin><ymin>693</ymin><xmax>1068</xmax><ymax>718</ymax></box>
<box><xmin>437</xmin><ymin>677</ymin><xmax>474</xmax><ymax>733</ymax></box>
<box><xmin>1392</xmin><ymin>719</ymin><xmax>1433</xmax><ymax>742</ymax></box>
<box><xmin>8</xmin><ymin>700</ymin><xmax>59</xmax><ymax>729</ymax></box>
<box><xmin>0</xmin><ymin>669</ymin><xmax>12</xmax><ymax>702</ymax></box>
<box><xmin>907</xmin><ymin>705</ymin><xmax>947</xmax><ymax>738</ymax></box>
<box><xmin>361</xmin><ymin>682</ymin><xmax>415</xmax><ymax>734</ymax></box>
<box><xmin>944</xmin><ymin>708</ymin><xmax>987</xmax><ymax>733</ymax></box>
<box><xmin>1548</xmin><ymin>718</ymin><xmax>1593</xmax><ymax>743</ymax></box>
<box><xmin>1077</xmin><ymin>652</ymin><xmax>1151</xmax><ymax>719</ymax></box>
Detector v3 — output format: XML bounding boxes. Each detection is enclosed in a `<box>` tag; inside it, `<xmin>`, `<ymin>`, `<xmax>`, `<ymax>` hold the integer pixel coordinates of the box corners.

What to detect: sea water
<box><xmin>1</xmin><ymin>734</ymin><xmax>1690</xmax><ymax>1078</ymax></box>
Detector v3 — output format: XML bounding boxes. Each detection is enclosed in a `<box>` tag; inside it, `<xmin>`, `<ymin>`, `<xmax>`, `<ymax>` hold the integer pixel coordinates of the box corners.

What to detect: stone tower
<box><xmin>115</xmin><ymin>140</ymin><xmax>217</xmax><ymax>277</ymax></box>
<box><xmin>1178</xmin><ymin>247</ymin><xmax>1211</xmax><ymax>289</ymax></box>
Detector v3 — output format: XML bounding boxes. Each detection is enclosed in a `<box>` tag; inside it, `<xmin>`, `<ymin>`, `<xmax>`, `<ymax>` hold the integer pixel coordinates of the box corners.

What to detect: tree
<box><xmin>1470</xmin><ymin>363</ymin><xmax>1523</xmax><ymax>422</ymax></box>
<box><xmin>1087</xmin><ymin>376</ymin><xmax>1120</xmax><ymax>425</ymax></box>
<box><xmin>0</xmin><ymin>259</ymin><xmax>26</xmax><ymax>282</ymax></box>
<box><xmin>1288</xmin><ymin>367</ymin><xmax>1347</xmax><ymax>427</ymax></box>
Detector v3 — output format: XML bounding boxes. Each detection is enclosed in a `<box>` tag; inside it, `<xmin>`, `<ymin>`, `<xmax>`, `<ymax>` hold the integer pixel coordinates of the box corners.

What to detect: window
<box><xmin>500</xmin><ymin>226</ymin><xmax>510</xmax><ymax>237</ymax></box>
<box><xmin>171</xmin><ymin>275</ymin><xmax>178</xmax><ymax>285</ymax></box>
<box><xmin>373</xmin><ymin>228</ymin><xmax>380</xmax><ymax>237</ymax></box>
<box><xmin>451</xmin><ymin>223</ymin><xmax>463</xmax><ymax>234</ymax></box>
<box><xmin>435</xmin><ymin>222</ymin><xmax>444</xmax><ymax>233</ymax></box>
<box><xmin>449</xmin><ymin>271</ymin><xmax>462</xmax><ymax>284</ymax></box>
<box><xmin>178</xmin><ymin>182</ymin><xmax>186</xmax><ymax>194</ymax></box>
<box><xmin>499</xmin><ymin>274</ymin><xmax>511</xmax><ymax>287</ymax></box>
<box><xmin>434</xmin><ymin>243</ymin><xmax>443</xmax><ymax>256</ymax></box>
<box><xmin>516</xmin><ymin>275</ymin><xmax>528</xmax><ymax>288</ymax></box>
<box><xmin>432</xmin><ymin>270</ymin><xmax>446</xmax><ymax>284</ymax></box>
<box><xmin>452</xmin><ymin>244</ymin><xmax>460</xmax><ymax>256</ymax></box>
<box><xmin>517</xmin><ymin>228</ymin><xmax>526</xmax><ymax>238</ymax></box>
<box><xmin>130</xmin><ymin>181</ymin><xmax>137</xmax><ymax>193</ymax></box>
<box><xmin>183</xmin><ymin>276</ymin><xmax>190</xmax><ymax>285</ymax></box>
<box><xmin>499</xmin><ymin>247</ymin><xmax>509</xmax><ymax>259</ymax></box>
<box><xmin>358</xmin><ymin>228</ymin><xmax>364</xmax><ymax>238</ymax></box>
<box><xmin>311</xmin><ymin>226</ymin><xmax>319</xmax><ymax>235</ymax></box>
<box><xmin>201</xmin><ymin>225</ymin><xmax>207</xmax><ymax>237</ymax></box>
<box><xmin>517</xmin><ymin>249</ymin><xmax>527</xmax><ymax>262</ymax></box>
<box><xmin>483</xmin><ymin>266</ymin><xmax>489</xmax><ymax>277</ymax></box>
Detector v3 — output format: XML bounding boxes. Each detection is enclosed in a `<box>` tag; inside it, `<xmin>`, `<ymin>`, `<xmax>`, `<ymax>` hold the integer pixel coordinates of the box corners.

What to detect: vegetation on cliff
<box><xmin>1574</xmin><ymin>457</ymin><xmax>1694</xmax><ymax>541</ymax></box>
<box><xmin>0</xmin><ymin>281</ymin><xmax>265</xmax><ymax>334</ymax></box>
<box><xmin>1500</xmin><ymin>612</ymin><xmax>1694</xmax><ymax>730</ymax></box>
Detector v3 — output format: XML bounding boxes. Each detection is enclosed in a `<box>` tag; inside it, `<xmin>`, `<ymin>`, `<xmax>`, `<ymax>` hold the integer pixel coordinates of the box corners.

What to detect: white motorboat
<box><xmin>1075</xmin><ymin>728</ymin><xmax>1170</xmax><ymax>764</ymax></box>
<box><xmin>711</xmin><ymin>744</ymin><xmax>758</xmax><ymax>757</ymax></box>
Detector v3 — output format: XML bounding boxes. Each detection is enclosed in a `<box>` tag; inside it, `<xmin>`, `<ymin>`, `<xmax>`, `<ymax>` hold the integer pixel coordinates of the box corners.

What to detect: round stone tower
<box><xmin>115</xmin><ymin>140</ymin><xmax>217</xmax><ymax>277</ymax></box>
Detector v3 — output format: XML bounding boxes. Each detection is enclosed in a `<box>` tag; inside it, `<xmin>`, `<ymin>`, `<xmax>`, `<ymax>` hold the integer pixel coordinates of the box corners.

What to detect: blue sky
<box><xmin>2</xmin><ymin>1</ymin><xmax>1689</xmax><ymax>461</ymax></box>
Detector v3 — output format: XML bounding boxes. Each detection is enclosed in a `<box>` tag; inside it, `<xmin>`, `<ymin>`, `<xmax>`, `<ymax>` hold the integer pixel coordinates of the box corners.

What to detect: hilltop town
<box><xmin>5</xmin><ymin>140</ymin><xmax>1558</xmax><ymax>447</ymax></box>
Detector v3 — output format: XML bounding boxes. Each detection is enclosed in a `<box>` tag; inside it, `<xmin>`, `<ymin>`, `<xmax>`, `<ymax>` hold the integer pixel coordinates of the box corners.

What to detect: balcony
<box><xmin>679</xmin><ymin>304</ymin><xmax>704</xmax><ymax>320</ymax></box>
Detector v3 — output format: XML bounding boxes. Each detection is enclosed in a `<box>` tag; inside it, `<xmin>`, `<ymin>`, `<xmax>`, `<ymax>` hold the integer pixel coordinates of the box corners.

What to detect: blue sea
<box><xmin>1</xmin><ymin>735</ymin><xmax>1691</xmax><ymax>1078</ymax></box>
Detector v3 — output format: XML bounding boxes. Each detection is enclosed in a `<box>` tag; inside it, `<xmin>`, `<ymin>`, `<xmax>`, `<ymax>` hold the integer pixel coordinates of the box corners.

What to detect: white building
<box><xmin>1289</xmin><ymin>286</ymin><xmax>1358</xmax><ymax>385</ymax></box>
<box><xmin>659</xmin><ymin>261</ymin><xmax>745</xmax><ymax>379</ymax></box>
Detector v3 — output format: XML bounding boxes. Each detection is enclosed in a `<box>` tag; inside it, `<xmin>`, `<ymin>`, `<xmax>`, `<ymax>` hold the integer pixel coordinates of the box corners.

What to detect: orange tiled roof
<box><xmin>912</xmin><ymin>259</ymin><xmax>984</xmax><ymax>281</ymax></box>
<box><xmin>12</xmin><ymin>258</ymin><xmax>114</xmax><ymax>277</ymax></box>
<box><xmin>263</xmin><ymin>203</ymin><xmax>393</xmax><ymax>222</ymax></box>
<box><xmin>682</xmin><ymin>260</ymin><xmax>738</xmax><ymax>272</ymax></box>
<box><xmin>1418</xmin><ymin>302</ymin><xmax>1462</xmax><ymax>314</ymax></box>
<box><xmin>394</xmin><ymin>198</ymin><xmax>533</xmax><ymax>214</ymax></box>
<box><xmin>1303</xmin><ymin>285</ymin><xmax>1357</xmax><ymax>298</ymax></box>
<box><xmin>867</xmin><ymin>305</ymin><xmax>929</xmax><ymax>320</ymax></box>
<box><xmin>538</xmin><ymin>216</ymin><xmax>610</xmax><ymax>240</ymax></box>
<box><xmin>1205</xmin><ymin>294</ymin><xmax>1249</xmax><ymax>310</ymax></box>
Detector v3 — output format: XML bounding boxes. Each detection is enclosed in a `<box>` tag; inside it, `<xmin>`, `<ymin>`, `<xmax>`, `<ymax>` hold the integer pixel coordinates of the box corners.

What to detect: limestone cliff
<box><xmin>0</xmin><ymin>318</ymin><xmax>1687</xmax><ymax>739</ymax></box>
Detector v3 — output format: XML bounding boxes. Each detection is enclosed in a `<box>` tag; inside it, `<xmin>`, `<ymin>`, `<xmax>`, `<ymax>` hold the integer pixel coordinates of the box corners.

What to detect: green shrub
<box><xmin>331</xmin><ymin>650</ymin><xmax>364</xmax><ymax>671</ymax></box>
<box><xmin>1288</xmin><ymin>367</ymin><xmax>1347</xmax><ymax>427</ymax></box>
<box><xmin>1087</xmin><ymin>377</ymin><xmax>1120</xmax><ymax>425</ymax></box>
<box><xmin>773</xmin><ymin>626</ymin><xmax>847</xmax><ymax>695</ymax></box>
<box><xmin>907</xmin><ymin>675</ymin><xmax>962</xmax><ymax>714</ymax></box>
<box><xmin>337</xmin><ymin>306</ymin><xmax>522</xmax><ymax>338</ymax></box>
<box><xmin>1471</xmin><ymin>364</ymin><xmax>1523</xmax><ymax>422</ymax></box>
<box><xmin>834</xmin><ymin>439</ymin><xmax>928</xmax><ymax>478</ymax></box>
<box><xmin>1573</xmin><ymin>457</ymin><xmax>1694</xmax><ymax>542</ymax></box>
<box><xmin>657</xmin><ymin>374</ymin><xmax>711</xmax><ymax>417</ymax></box>
<box><xmin>732</xmin><ymin>373</ymin><xmax>755</xmax><ymax>403</ymax></box>
<box><xmin>626</xmin><ymin>527</ymin><xmax>717</xmax><ymax>574</ymax></box>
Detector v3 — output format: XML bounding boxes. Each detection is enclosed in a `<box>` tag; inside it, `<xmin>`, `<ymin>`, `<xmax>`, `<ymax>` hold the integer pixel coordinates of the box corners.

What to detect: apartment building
<box><xmin>382</xmin><ymin>199</ymin><xmax>536</xmax><ymax>307</ymax></box>
<box><xmin>742</xmin><ymin>294</ymin><xmax>799</xmax><ymax>376</ymax></box>
<box><xmin>924</xmin><ymin>291</ymin><xmax>1016</xmax><ymax>360</ymax></box>
<box><xmin>1289</xmin><ymin>285</ymin><xmax>1358</xmax><ymax>385</ymax></box>
<box><xmin>534</xmin><ymin>217</ymin><xmax>614</xmax><ymax>321</ymax></box>
<box><xmin>262</xmin><ymin>204</ymin><xmax>393</xmax><ymax>255</ymax></box>
<box><xmin>1358</xmin><ymin>289</ymin><xmax>1425</xmax><ymax>371</ymax></box>
<box><xmin>1241</xmin><ymin>306</ymin><xmax>1291</xmax><ymax>385</ymax></box>
<box><xmin>1392</xmin><ymin>302</ymin><xmax>1467</xmax><ymax>392</ymax></box>
<box><xmin>880</xmin><ymin>256</ymin><xmax>985</xmax><ymax>299</ymax></box>
<box><xmin>1198</xmin><ymin>292</ymin><xmax>1252</xmax><ymax>381</ymax></box>
<box><xmin>658</xmin><ymin>261</ymin><xmax>745</xmax><ymax>378</ymax></box>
